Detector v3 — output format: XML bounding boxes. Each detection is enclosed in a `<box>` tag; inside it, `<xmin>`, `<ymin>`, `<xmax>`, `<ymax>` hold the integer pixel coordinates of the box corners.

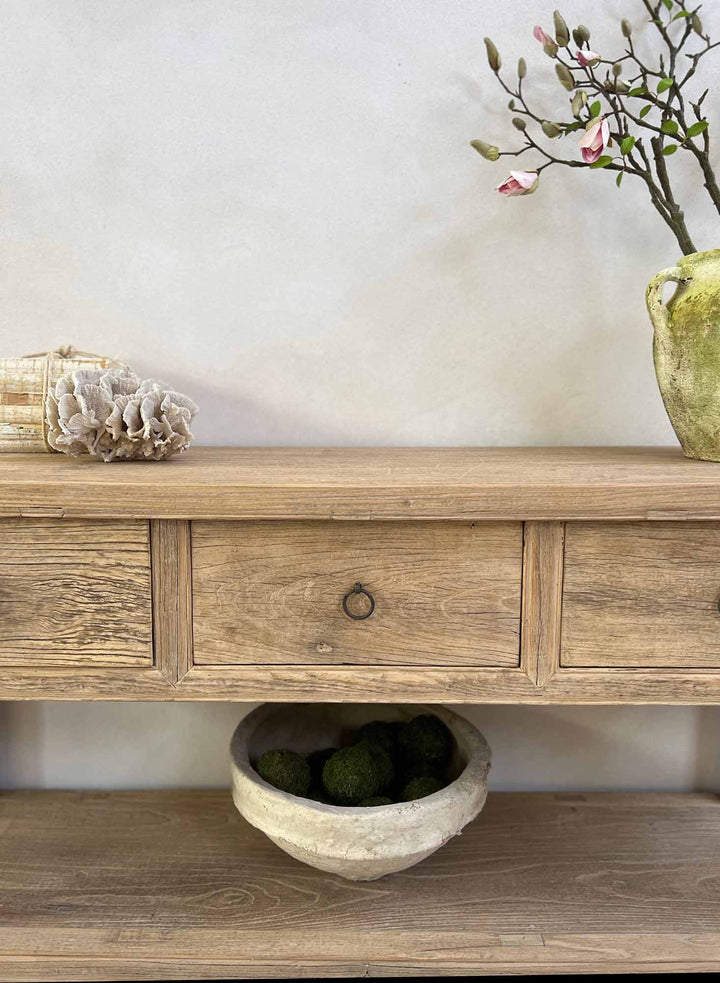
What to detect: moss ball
<box><xmin>322</xmin><ymin>744</ymin><xmax>381</xmax><ymax>805</ymax></box>
<box><xmin>398</xmin><ymin>714</ymin><xmax>453</xmax><ymax>772</ymax></box>
<box><xmin>354</xmin><ymin>720</ymin><xmax>396</xmax><ymax>754</ymax></box>
<box><xmin>306</xmin><ymin>747</ymin><xmax>338</xmax><ymax>788</ymax></box>
<box><xmin>401</xmin><ymin>775</ymin><xmax>443</xmax><ymax>801</ymax></box>
<box><xmin>360</xmin><ymin>741</ymin><xmax>395</xmax><ymax>792</ymax></box>
<box><xmin>358</xmin><ymin>795</ymin><xmax>393</xmax><ymax>807</ymax></box>
<box><xmin>256</xmin><ymin>749</ymin><xmax>311</xmax><ymax>796</ymax></box>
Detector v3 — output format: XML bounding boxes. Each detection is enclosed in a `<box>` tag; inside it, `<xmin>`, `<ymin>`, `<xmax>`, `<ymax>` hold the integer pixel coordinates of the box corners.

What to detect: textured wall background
<box><xmin>1</xmin><ymin>0</ymin><xmax>719</xmax><ymax>791</ymax></box>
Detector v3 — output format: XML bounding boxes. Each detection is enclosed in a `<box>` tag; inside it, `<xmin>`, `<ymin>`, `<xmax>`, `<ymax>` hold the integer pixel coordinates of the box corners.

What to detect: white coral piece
<box><xmin>46</xmin><ymin>367</ymin><xmax>198</xmax><ymax>462</ymax></box>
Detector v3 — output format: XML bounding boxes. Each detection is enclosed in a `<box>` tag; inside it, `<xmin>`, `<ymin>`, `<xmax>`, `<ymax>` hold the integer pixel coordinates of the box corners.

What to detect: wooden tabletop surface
<box><xmin>1</xmin><ymin>445</ymin><xmax>720</xmax><ymax>519</ymax></box>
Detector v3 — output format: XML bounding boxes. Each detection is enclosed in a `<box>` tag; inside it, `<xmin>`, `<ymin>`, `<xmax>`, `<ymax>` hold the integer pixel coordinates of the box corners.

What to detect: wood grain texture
<box><xmin>0</xmin><ymin>518</ymin><xmax>152</xmax><ymax>666</ymax></box>
<box><xmin>1</xmin><ymin>790</ymin><xmax>718</xmax><ymax>979</ymax></box>
<box><xmin>150</xmin><ymin>519</ymin><xmax>191</xmax><ymax>684</ymax></box>
<box><xmin>0</xmin><ymin>665</ymin><xmax>173</xmax><ymax>700</ymax></box>
<box><xmin>3</xmin><ymin>446</ymin><xmax>720</xmax><ymax>520</ymax></box>
<box><xmin>172</xmin><ymin>664</ymin><xmax>720</xmax><ymax>704</ymax></box>
<box><xmin>3</xmin><ymin>663</ymin><xmax>720</xmax><ymax>703</ymax></box>
<box><xmin>192</xmin><ymin>521</ymin><xmax>522</xmax><ymax>667</ymax></box>
<box><xmin>0</xmin><ymin>956</ymin><xmax>715</xmax><ymax>980</ymax></box>
<box><xmin>520</xmin><ymin>522</ymin><xmax>564</xmax><ymax>686</ymax></box>
<box><xmin>3</xmin><ymin>454</ymin><xmax>720</xmax><ymax>703</ymax></box>
<box><xmin>177</xmin><ymin>519</ymin><xmax>193</xmax><ymax>679</ymax></box>
<box><xmin>563</xmin><ymin>522</ymin><xmax>720</xmax><ymax>668</ymax></box>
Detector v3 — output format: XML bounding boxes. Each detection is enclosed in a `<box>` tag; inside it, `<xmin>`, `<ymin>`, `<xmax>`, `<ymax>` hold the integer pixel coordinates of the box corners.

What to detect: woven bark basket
<box><xmin>0</xmin><ymin>347</ymin><xmax>122</xmax><ymax>452</ymax></box>
<box><xmin>230</xmin><ymin>703</ymin><xmax>491</xmax><ymax>881</ymax></box>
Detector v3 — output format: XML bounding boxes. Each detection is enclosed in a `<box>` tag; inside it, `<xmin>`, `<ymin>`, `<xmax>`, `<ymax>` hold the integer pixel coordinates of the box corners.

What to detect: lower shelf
<box><xmin>1</xmin><ymin>790</ymin><xmax>719</xmax><ymax>979</ymax></box>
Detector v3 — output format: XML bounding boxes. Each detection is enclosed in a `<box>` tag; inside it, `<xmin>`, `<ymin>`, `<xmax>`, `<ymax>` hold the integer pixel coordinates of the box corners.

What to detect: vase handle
<box><xmin>646</xmin><ymin>265</ymin><xmax>690</xmax><ymax>334</ymax></box>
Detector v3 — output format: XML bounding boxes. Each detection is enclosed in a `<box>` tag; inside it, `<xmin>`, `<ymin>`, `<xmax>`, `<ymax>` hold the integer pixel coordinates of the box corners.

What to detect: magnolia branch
<box><xmin>474</xmin><ymin>0</ymin><xmax>719</xmax><ymax>254</ymax></box>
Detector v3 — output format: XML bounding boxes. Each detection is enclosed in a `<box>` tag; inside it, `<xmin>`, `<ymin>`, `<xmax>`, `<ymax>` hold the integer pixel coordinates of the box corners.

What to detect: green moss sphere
<box><xmin>360</xmin><ymin>741</ymin><xmax>395</xmax><ymax>793</ymax></box>
<box><xmin>401</xmin><ymin>775</ymin><xmax>443</xmax><ymax>801</ymax></box>
<box><xmin>358</xmin><ymin>795</ymin><xmax>393</xmax><ymax>807</ymax></box>
<box><xmin>322</xmin><ymin>744</ymin><xmax>381</xmax><ymax>805</ymax></box>
<box><xmin>398</xmin><ymin>714</ymin><xmax>453</xmax><ymax>772</ymax></box>
<box><xmin>354</xmin><ymin>720</ymin><xmax>396</xmax><ymax>754</ymax></box>
<box><xmin>256</xmin><ymin>749</ymin><xmax>311</xmax><ymax>796</ymax></box>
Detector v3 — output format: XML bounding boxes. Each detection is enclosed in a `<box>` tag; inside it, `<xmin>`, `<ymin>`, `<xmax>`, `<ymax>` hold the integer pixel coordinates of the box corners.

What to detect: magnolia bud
<box><xmin>508</xmin><ymin>99</ymin><xmax>516</xmax><ymax>110</ymax></box>
<box><xmin>621</xmin><ymin>19</ymin><xmax>632</xmax><ymax>38</ymax></box>
<box><xmin>518</xmin><ymin>57</ymin><xmax>527</xmax><ymax>79</ymax></box>
<box><xmin>541</xmin><ymin>120</ymin><xmax>563</xmax><ymax>138</ymax></box>
<box><xmin>571</xmin><ymin>90</ymin><xmax>587</xmax><ymax>117</ymax></box>
<box><xmin>543</xmin><ymin>41</ymin><xmax>559</xmax><ymax>57</ymax></box>
<box><xmin>692</xmin><ymin>13</ymin><xmax>703</xmax><ymax>36</ymax></box>
<box><xmin>612</xmin><ymin>80</ymin><xmax>630</xmax><ymax>94</ymax></box>
<box><xmin>512</xmin><ymin>117</ymin><xmax>527</xmax><ymax>131</ymax></box>
<box><xmin>612</xmin><ymin>62</ymin><xmax>622</xmax><ymax>77</ymax></box>
<box><xmin>576</xmin><ymin>24</ymin><xmax>591</xmax><ymax>43</ymax></box>
<box><xmin>553</xmin><ymin>10</ymin><xmax>570</xmax><ymax>46</ymax></box>
<box><xmin>484</xmin><ymin>37</ymin><xmax>501</xmax><ymax>73</ymax></box>
<box><xmin>555</xmin><ymin>63</ymin><xmax>575</xmax><ymax>91</ymax></box>
<box><xmin>470</xmin><ymin>139</ymin><xmax>500</xmax><ymax>161</ymax></box>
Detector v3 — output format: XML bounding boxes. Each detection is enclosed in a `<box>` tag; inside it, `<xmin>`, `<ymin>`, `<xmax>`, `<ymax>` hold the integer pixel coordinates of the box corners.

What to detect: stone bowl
<box><xmin>229</xmin><ymin>703</ymin><xmax>491</xmax><ymax>881</ymax></box>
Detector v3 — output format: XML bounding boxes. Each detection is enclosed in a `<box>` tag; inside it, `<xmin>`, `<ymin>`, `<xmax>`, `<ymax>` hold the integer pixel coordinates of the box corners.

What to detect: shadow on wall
<box><xmin>0</xmin><ymin>702</ymin><xmax>45</xmax><ymax>786</ymax></box>
<box><xmin>0</xmin><ymin>702</ymin><xmax>257</xmax><ymax>790</ymax></box>
<box><xmin>129</xmin><ymin>175</ymin><xmax>669</xmax><ymax>448</ymax></box>
<box><xmin>694</xmin><ymin>707</ymin><xmax>720</xmax><ymax>791</ymax></box>
<box><xmin>453</xmin><ymin>704</ymin><xmax>720</xmax><ymax>793</ymax></box>
<box><xmin>1</xmin><ymin>701</ymin><xmax>718</xmax><ymax>792</ymax></box>
<box><xmin>129</xmin><ymin>364</ymin><xmax>359</xmax><ymax>447</ymax></box>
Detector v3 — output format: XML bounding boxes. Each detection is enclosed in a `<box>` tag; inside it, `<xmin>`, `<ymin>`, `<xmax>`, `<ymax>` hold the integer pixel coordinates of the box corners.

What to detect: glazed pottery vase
<box><xmin>647</xmin><ymin>248</ymin><xmax>720</xmax><ymax>461</ymax></box>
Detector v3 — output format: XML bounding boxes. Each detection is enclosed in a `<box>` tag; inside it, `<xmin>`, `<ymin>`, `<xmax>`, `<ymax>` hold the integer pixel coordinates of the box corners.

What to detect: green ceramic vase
<box><xmin>646</xmin><ymin>248</ymin><xmax>720</xmax><ymax>462</ymax></box>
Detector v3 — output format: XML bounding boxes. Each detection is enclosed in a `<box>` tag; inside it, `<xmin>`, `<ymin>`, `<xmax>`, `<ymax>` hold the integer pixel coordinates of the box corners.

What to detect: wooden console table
<box><xmin>1</xmin><ymin>446</ymin><xmax>719</xmax><ymax>977</ymax></box>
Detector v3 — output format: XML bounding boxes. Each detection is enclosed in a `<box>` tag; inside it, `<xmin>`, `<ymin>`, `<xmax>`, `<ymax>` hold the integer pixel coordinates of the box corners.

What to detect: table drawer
<box><xmin>0</xmin><ymin>519</ymin><xmax>153</xmax><ymax>667</ymax></box>
<box><xmin>191</xmin><ymin>520</ymin><xmax>522</xmax><ymax>666</ymax></box>
<box><xmin>562</xmin><ymin>522</ymin><xmax>720</xmax><ymax>668</ymax></box>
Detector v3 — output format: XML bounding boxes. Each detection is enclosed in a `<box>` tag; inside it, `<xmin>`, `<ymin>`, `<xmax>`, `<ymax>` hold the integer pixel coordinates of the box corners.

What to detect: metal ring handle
<box><xmin>342</xmin><ymin>582</ymin><xmax>375</xmax><ymax>620</ymax></box>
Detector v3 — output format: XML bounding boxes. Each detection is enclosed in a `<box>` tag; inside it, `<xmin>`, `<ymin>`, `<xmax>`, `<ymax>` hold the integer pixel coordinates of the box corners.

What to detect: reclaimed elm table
<box><xmin>1</xmin><ymin>446</ymin><xmax>720</xmax><ymax>978</ymax></box>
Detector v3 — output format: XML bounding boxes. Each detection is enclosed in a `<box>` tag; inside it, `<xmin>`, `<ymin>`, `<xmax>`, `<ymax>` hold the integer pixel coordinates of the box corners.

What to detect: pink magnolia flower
<box><xmin>578</xmin><ymin>116</ymin><xmax>610</xmax><ymax>163</ymax></box>
<box><xmin>533</xmin><ymin>25</ymin><xmax>554</xmax><ymax>45</ymax></box>
<box><xmin>497</xmin><ymin>170</ymin><xmax>539</xmax><ymax>196</ymax></box>
<box><xmin>576</xmin><ymin>49</ymin><xmax>601</xmax><ymax>68</ymax></box>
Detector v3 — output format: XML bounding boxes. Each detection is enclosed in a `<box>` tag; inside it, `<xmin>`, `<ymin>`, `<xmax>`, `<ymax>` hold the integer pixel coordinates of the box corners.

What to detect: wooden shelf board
<box><xmin>3</xmin><ymin>445</ymin><xmax>720</xmax><ymax>520</ymax></box>
<box><xmin>1</xmin><ymin>790</ymin><xmax>719</xmax><ymax>978</ymax></box>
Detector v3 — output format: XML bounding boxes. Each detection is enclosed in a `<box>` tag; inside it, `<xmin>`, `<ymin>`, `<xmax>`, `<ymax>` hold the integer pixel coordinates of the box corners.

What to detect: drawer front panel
<box><xmin>562</xmin><ymin>522</ymin><xmax>720</xmax><ymax>668</ymax></box>
<box><xmin>0</xmin><ymin>519</ymin><xmax>153</xmax><ymax>667</ymax></box>
<box><xmin>192</xmin><ymin>520</ymin><xmax>522</xmax><ymax>667</ymax></box>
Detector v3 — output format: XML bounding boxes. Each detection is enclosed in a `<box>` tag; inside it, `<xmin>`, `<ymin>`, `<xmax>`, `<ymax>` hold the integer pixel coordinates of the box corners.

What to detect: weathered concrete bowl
<box><xmin>230</xmin><ymin>703</ymin><xmax>491</xmax><ymax>881</ymax></box>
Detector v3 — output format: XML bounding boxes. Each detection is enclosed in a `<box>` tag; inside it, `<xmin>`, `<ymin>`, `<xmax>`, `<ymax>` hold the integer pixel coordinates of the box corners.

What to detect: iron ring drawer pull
<box><xmin>342</xmin><ymin>582</ymin><xmax>375</xmax><ymax>620</ymax></box>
